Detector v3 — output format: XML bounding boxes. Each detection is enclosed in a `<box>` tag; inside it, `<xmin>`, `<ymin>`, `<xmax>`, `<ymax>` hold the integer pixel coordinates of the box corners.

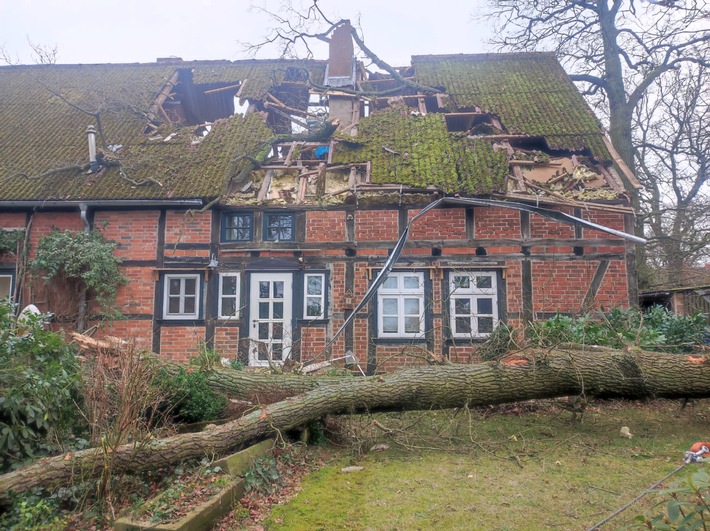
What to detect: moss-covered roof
<box><xmin>0</xmin><ymin>53</ymin><xmax>611</xmax><ymax>203</ymax></box>
<box><xmin>0</xmin><ymin>61</ymin><xmax>321</xmax><ymax>201</ymax></box>
<box><xmin>334</xmin><ymin>107</ymin><xmax>508</xmax><ymax>194</ymax></box>
<box><xmin>412</xmin><ymin>53</ymin><xmax>609</xmax><ymax>158</ymax></box>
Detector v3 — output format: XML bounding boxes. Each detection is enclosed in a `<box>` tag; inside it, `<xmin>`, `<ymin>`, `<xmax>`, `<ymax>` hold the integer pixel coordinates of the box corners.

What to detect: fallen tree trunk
<box><xmin>2</xmin><ymin>348</ymin><xmax>709</xmax><ymax>505</ymax></box>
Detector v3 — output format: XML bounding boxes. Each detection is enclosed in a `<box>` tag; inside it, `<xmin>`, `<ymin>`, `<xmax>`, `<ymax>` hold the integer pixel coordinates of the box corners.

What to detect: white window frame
<box><xmin>449</xmin><ymin>271</ymin><xmax>498</xmax><ymax>339</ymax></box>
<box><xmin>377</xmin><ymin>271</ymin><xmax>425</xmax><ymax>339</ymax></box>
<box><xmin>0</xmin><ymin>273</ymin><xmax>13</xmax><ymax>301</ymax></box>
<box><xmin>303</xmin><ymin>273</ymin><xmax>326</xmax><ymax>320</ymax></box>
<box><xmin>218</xmin><ymin>272</ymin><xmax>241</xmax><ymax>319</ymax></box>
<box><xmin>163</xmin><ymin>273</ymin><xmax>201</xmax><ymax>320</ymax></box>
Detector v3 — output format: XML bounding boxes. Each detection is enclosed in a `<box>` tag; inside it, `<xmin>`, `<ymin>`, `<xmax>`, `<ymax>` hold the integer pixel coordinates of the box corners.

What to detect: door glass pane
<box><xmin>382</xmin><ymin>298</ymin><xmax>397</xmax><ymax>315</ymax></box>
<box><xmin>383</xmin><ymin>276</ymin><xmax>398</xmax><ymax>289</ymax></box>
<box><xmin>184</xmin><ymin>278</ymin><xmax>196</xmax><ymax>295</ymax></box>
<box><xmin>258</xmin><ymin>343</ymin><xmax>269</xmax><ymax>361</ymax></box>
<box><xmin>183</xmin><ymin>296</ymin><xmax>195</xmax><ymax>315</ymax></box>
<box><xmin>222</xmin><ymin>276</ymin><xmax>237</xmax><ymax>295</ymax></box>
<box><xmin>383</xmin><ymin>317</ymin><xmax>398</xmax><ymax>333</ymax></box>
<box><xmin>453</xmin><ymin>275</ymin><xmax>470</xmax><ymax>289</ymax></box>
<box><xmin>222</xmin><ymin>299</ymin><xmax>236</xmax><ymax>317</ymax></box>
<box><xmin>404</xmin><ymin>298</ymin><xmax>420</xmax><ymax>315</ymax></box>
<box><xmin>259</xmin><ymin>302</ymin><xmax>269</xmax><ymax>319</ymax></box>
<box><xmin>405</xmin><ymin>316</ymin><xmax>420</xmax><ymax>333</ymax></box>
<box><xmin>306</xmin><ymin>298</ymin><xmax>322</xmax><ymax>317</ymax></box>
<box><xmin>168</xmin><ymin>297</ymin><xmax>180</xmax><ymax>314</ymax></box>
<box><xmin>476</xmin><ymin>276</ymin><xmax>492</xmax><ymax>289</ymax></box>
<box><xmin>403</xmin><ymin>276</ymin><xmax>420</xmax><ymax>289</ymax></box>
<box><xmin>169</xmin><ymin>278</ymin><xmax>181</xmax><ymax>295</ymax></box>
<box><xmin>273</xmin><ymin>281</ymin><xmax>284</xmax><ymax>298</ymax></box>
<box><xmin>258</xmin><ymin>323</ymin><xmax>269</xmax><ymax>340</ymax></box>
<box><xmin>307</xmin><ymin>276</ymin><xmax>322</xmax><ymax>295</ymax></box>
<box><xmin>456</xmin><ymin>316</ymin><xmax>471</xmax><ymax>334</ymax></box>
<box><xmin>273</xmin><ymin>302</ymin><xmax>283</xmax><ymax>319</ymax></box>
<box><xmin>273</xmin><ymin>322</ymin><xmax>283</xmax><ymax>340</ymax></box>
<box><xmin>259</xmin><ymin>281</ymin><xmax>269</xmax><ymax>298</ymax></box>
<box><xmin>271</xmin><ymin>343</ymin><xmax>283</xmax><ymax>359</ymax></box>
<box><xmin>477</xmin><ymin>298</ymin><xmax>493</xmax><ymax>315</ymax></box>
<box><xmin>455</xmin><ymin>298</ymin><xmax>471</xmax><ymax>314</ymax></box>
<box><xmin>478</xmin><ymin>317</ymin><xmax>494</xmax><ymax>334</ymax></box>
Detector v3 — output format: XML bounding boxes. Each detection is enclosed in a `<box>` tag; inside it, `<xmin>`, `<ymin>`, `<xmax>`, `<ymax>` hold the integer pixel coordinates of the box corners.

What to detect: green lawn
<box><xmin>263</xmin><ymin>400</ymin><xmax>710</xmax><ymax>530</ymax></box>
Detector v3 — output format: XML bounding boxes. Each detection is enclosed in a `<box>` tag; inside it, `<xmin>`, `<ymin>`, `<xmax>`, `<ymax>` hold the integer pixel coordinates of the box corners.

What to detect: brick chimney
<box><xmin>325</xmin><ymin>21</ymin><xmax>358</xmax><ymax>132</ymax></box>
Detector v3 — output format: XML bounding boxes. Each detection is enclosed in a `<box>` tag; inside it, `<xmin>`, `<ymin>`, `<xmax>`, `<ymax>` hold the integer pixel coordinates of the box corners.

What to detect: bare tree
<box><xmin>635</xmin><ymin>62</ymin><xmax>710</xmax><ymax>285</ymax></box>
<box><xmin>485</xmin><ymin>0</ymin><xmax>710</xmax><ymax>284</ymax></box>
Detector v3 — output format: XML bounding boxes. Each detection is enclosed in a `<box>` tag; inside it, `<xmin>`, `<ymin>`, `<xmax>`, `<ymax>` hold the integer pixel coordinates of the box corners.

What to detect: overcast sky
<box><xmin>0</xmin><ymin>0</ymin><xmax>493</xmax><ymax>67</ymax></box>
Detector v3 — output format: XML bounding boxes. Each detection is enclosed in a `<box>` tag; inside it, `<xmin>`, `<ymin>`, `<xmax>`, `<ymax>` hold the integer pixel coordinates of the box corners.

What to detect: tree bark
<box><xmin>2</xmin><ymin>348</ymin><xmax>709</xmax><ymax>506</ymax></box>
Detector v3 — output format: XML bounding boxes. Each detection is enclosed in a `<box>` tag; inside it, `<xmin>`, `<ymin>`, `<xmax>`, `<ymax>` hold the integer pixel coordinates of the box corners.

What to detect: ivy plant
<box><xmin>0</xmin><ymin>229</ymin><xmax>25</xmax><ymax>254</ymax></box>
<box><xmin>31</xmin><ymin>228</ymin><xmax>127</xmax><ymax>318</ymax></box>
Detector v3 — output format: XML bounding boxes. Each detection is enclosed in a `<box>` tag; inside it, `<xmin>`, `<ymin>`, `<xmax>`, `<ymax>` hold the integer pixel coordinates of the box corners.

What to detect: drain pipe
<box><xmin>77</xmin><ymin>203</ymin><xmax>90</xmax><ymax>331</ymax></box>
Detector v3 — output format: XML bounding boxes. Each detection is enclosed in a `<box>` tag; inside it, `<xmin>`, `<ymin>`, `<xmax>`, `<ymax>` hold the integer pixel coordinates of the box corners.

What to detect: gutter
<box><xmin>0</xmin><ymin>199</ymin><xmax>204</xmax><ymax>208</ymax></box>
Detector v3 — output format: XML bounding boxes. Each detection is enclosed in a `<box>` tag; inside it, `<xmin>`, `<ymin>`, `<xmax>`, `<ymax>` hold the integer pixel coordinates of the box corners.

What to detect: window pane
<box><xmin>258</xmin><ymin>323</ymin><xmax>269</xmax><ymax>340</ymax></box>
<box><xmin>169</xmin><ymin>278</ymin><xmax>181</xmax><ymax>295</ymax></box>
<box><xmin>404</xmin><ymin>298</ymin><xmax>420</xmax><ymax>315</ymax></box>
<box><xmin>404</xmin><ymin>316</ymin><xmax>420</xmax><ymax>333</ymax></box>
<box><xmin>403</xmin><ymin>276</ymin><xmax>420</xmax><ymax>289</ymax></box>
<box><xmin>184</xmin><ymin>278</ymin><xmax>196</xmax><ymax>295</ymax></box>
<box><xmin>168</xmin><ymin>297</ymin><xmax>180</xmax><ymax>314</ymax></box>
<box><xmin>222</xmin><ymin>276</ymin><xmax>237</xmax><ymax>296</ymax></box>
<box><xmin>477</xmin><ymin>298</ymin><xmax>493</xmax><ymax>315</ymax></box>
<box><xmin>266</xmin><ymin>214</ymin><xmax>293</xmax><ymax>241</ymax></box>
<box><xmin>306</xmin><ymin>298</ymin><xmax>322</xmax><ymax>317</ymax></box>
<box><xmin>383</xmin><ymin>317</ymin><xmax>398</xmax><ymax>333</ymax></box>
<box><xmin>225</xmin><ymin>214</ymin><xmax>251</xmax><ymax>241</ymax></box>
<box><xmin>478</xmin><ymin>317</ymin><xmax>494</xmax><ymax>334</ymax></box>
<box><xmin>0</xmin><ymin>276</ymin><xmax>10</xmax><ymax>299</ymax></box>
<box><xmin>273</xmin><ymin>281</ymin><xmax>284</xmax><ymax>298</ymax></box>
<box><xmin>383</xmin><ymin>276</ymin><xmax>398</xmax><ymax>289</ymax></box>
<box><xmin>273</xmin><ymin>322</ymin><xmax>283</xmax><ymax>340</ymax></box>
<box><xmin>221</xmin><ymin>298</ymin><xmax>236</xmax><ymax>317</ymax></box>
<box><xmin>258</xmin><ymin>343</ymin><xmax>269</xmax><ymax>361</ymax></box>
<box><xmin>259</xmin><ymin>302</ymin><xmax>269</xmax><ymax>319</ymax></box>
<box><xmin>456</xmin><ymin>316</ymin><xmax>472</xmax><ymax>334</ymax></box>
<box><xmin>453</xmin><ymin>275</ymin><xmax>470</xmax><ymax>289</ymax></box>
<box><xmin>259</xmin><ymin>281</ymin><xmax>269</xmax><ymax>298</ymax></box>
<box><xmin>307</xmin><ymin>276</ymin><xmax>322</xmax><ymax>295</ymax></box>
<box><xmin>455</xmin><ymin>298</ymin><xmax>471</xmax><ymax>315</ymax></box>
<box><xmin>382</xmin><ymin>298</ymin><xmax>397</xmax><ymax>315</ymax></box>
<box><xmin>476</xmin><ymin>276</ymin><xmax>492</xmax><ymax>289</ymax></box>
<box><xmin>183</xmin><ymin>296</ymin><xmax>195</xmax><ymax>315</ymax></box>
<box><xmin>273</xmin><ymin>302</ymin><xmax>283</xmax><ymax>319</ymax></box>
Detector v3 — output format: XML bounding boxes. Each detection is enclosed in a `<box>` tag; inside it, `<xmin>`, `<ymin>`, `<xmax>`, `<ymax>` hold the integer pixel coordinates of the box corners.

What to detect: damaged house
<box><xmin>0</xmin><ymin>27</ymin><xmax>642</xmax><ymax>372</ymax></box>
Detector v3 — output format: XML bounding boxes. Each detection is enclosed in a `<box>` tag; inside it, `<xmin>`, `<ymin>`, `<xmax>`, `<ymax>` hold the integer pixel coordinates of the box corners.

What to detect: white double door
<box><xmin>248</xmin><ymin>273</ymin><xmax>293</xmax><ymax>366</ymax></box>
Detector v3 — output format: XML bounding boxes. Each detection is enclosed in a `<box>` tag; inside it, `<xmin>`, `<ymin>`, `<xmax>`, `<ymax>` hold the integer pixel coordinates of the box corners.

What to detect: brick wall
<box><xmin>306</xmin><ymin>211</ymin><xmax>346</xmax><ymax>242</ymax></box>
<box><xmin>115</xmin><ymin>267</ymin><xmax>155</xmax><ymax>315</ymax></box>
<box><xmin>160</xmin><ymin>327</ymin><xmax>204</xmax><ymax>362</ymax></box>
<box><xmin>532</xmin><ymin>261</ymin><xmax>598</xmax><ymax>314</ymax></box>
<box><xmin>300</xmin><ymin>326</ymin><xmax>328</xmax><ymax>362</ymax></box>
<box><xmin>408</xmin><ymin>208</ymin><xmax>466</xmax><ymax>239</ymax></box>
<box><xmin>474</xmin><ymin>207</ymin><xmax>520</xmax><ymax>239</ymax></box>
<box><xmin>165</xmin><ymin>210</ymin><xmax>211</xmax><ymax>245</ymax></box>
<box><xmin>94</xmin><ymin>211</ymin><xmax>159</xmax><ymax>260</ymax></box>
<box><xmin>214</xmin><ymin>327</ymin><xmax>240</xmax><ymax>358</ymax></box>
<box><xmin>356</xmin><ymin>210</ymin><xmax>398</xmax><ymax>241</ymax></box>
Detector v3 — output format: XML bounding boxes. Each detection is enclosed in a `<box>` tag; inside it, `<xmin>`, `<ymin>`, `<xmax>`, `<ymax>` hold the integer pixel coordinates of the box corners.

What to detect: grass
<box><xmin>262</xmin><ymin>400</ymin><xmax>710</xmax><ymax>530</ymax></box>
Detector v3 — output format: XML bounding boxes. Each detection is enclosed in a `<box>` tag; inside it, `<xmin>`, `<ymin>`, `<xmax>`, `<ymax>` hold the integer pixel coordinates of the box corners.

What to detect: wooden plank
<box><xmin>203</xmin><ymin>83</ymin><xmax>242</xmax><ymax>95</ymax></box>
<box><xmin>257</xmin><ymin>170</ymin><xmax>274</xmax><ymax>201</ymax></box>
<box><xmin>283</xmin><ymin>142</ymin><xmax>298</xmax><ymax>166</ymax></box>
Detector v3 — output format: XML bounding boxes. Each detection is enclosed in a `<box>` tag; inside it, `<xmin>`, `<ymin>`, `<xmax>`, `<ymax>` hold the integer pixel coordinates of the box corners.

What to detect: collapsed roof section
<box><xmin>0</xmin><ymin>42</ymin><xmax>639</xmax><ymax>207</ymax></box>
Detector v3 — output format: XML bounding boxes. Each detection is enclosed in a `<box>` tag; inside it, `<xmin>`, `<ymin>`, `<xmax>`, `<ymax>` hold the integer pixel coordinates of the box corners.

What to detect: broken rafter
<box><xmin>203</xmin><ymin>83</ymin><xmax>242</xmax><ymax>95</ymax></box>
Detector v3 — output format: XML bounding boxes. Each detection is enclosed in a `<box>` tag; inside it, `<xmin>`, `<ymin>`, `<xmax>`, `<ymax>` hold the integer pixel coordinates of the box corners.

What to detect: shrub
<box><xmin>156</xmin><ymin>368</ymin><xmax>227</xmax><ymax>424</ymax></box>
<box><xmin>529</xmin><ymin>306</ymin><xmax>707</xmax><ymax>353</ymax></box>
<box><xmin>0</xmin><ymin>301</ymin><xmax>86</xmax><ymax>472</ymax></box>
